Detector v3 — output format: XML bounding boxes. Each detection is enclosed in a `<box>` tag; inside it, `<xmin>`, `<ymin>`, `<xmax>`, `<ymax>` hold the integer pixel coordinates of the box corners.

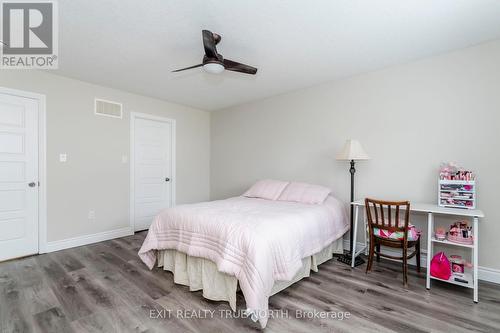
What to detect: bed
<box><xmin>139</xmin><ymin>194</ymin><xmax>349</xmax><ymax>328</ymax></box>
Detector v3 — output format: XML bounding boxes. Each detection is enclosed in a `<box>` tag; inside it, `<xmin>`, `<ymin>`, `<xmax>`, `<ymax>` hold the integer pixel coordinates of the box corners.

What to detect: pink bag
<box><xmin>430</xmin><ymin>252</ymin><xmax>451</xmax><ymax>280</ymax></box>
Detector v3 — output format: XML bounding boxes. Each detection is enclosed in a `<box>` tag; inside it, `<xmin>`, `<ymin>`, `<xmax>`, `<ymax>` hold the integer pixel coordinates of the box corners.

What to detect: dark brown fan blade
<box><xmin>171</xmin><ymin>64</ymin><xmax>203</xmax><ymax>72</ymax></box>
<box><xmin>223</xmin><ymin>59</ymin><xmax>257</xmax><ymax>75</ymax></box>
<box><xmin>202</xmin><ymin>30</ymin><xmax>218</xmax><ymax>58</ymax></box>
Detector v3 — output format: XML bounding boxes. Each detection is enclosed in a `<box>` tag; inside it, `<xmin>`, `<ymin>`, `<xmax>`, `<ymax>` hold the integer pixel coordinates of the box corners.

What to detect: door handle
<box><xmin>28</xmin><ymin>182</ymin><xmax>37</xmax><ymax>187</ymax></box>
<box><xmin>165</xmin><ymin>178</ymin><xmax>170</xmax><ymax>182</ymax></box>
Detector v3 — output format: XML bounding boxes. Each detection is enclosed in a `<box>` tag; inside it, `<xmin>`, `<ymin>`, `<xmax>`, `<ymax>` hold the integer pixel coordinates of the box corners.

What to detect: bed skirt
<box><xmin>157</xmin><ymin>239</ymin><xmax>344</xmax><ymax>311</ymax></box>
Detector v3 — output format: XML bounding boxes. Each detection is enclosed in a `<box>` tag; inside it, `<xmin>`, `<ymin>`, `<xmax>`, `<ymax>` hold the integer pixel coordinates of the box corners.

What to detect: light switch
<box><xmin>59</xmin><ymin>154</ymin><xmax>67</xmax><ymax>162</ymax></box>
<box><xmin>121</xmin><ymin>155</ymin><xmax>128</xmax><ymax>164</ymax></box>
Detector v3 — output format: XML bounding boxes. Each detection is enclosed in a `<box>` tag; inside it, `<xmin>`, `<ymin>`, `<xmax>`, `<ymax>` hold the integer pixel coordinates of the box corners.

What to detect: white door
<box><xmin>0</xmin><ymin>93</ymin><xmax>39</xmax><ymax>261</ymax></box>
<box><xmin>132</xmin><ymin>115</ymin><xmax>174</xmax><ymax>231</ymax></box>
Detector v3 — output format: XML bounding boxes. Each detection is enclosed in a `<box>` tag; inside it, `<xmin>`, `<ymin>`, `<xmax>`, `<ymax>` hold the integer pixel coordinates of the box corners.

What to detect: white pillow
<box><xmin>243</xmin><ymin>179</ymin><xmax>289</xmax><ymax>200</ymax></box>
<box><xmin>278</xmin><ymin>182</ymin><xmax>331</xmax><ymax>204</ymax></box>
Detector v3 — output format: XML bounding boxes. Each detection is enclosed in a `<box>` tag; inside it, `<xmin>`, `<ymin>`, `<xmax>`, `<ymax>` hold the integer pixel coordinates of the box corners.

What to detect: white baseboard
<box><xmin>44</xmin><ymin>227</ymin><xmax>134</xmax><ymax>253</ymax></box>
<box><xmin>344</xmin><ymin>240</ymin><xmax>500</xmax><ymax>285</ymax></box>
<box><xmin>478</xmin><ymin>266</ymin><xmax>500</xmax><ymax>284</ymax></box>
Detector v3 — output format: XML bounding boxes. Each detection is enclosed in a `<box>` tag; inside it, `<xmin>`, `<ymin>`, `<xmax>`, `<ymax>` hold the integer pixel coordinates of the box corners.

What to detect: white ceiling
<box><xmin>55</xmin><ymin>0</ymin><xmax>500</xmax><ymax>111</ymax></box>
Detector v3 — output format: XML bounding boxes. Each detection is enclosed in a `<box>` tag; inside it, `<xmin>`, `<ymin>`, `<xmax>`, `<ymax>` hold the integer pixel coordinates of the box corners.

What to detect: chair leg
<box><xmin>416</xmin><ymin>239</ymin><xmax>421</xmax><ymax>273</ymax></box>
<box><xmin>402</xmin><ymin>245</ymin><xmax>408</xmax><ymax>286</ymax></box>
<box><xmin>366</xmin><ymin>237</ymin><xmax>375</xmax><ymax>273</ymax></box>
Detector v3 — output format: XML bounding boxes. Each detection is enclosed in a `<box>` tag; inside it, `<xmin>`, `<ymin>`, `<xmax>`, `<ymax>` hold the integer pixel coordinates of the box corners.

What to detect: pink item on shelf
<box><xmin>450</xmin><ymin>255</ymin><xmax>465</xmax><ymax>274</ymax></box>
<box><xmin>430</xmin><ymin>252</ymin><xmax>451</xmax><ymax>281</ymax></box>
<box><xmin>447</xmin><ymin>221</ymin><xmax>473</xmax><ymax>245</ymax></box>
<box><xmin>435</xmin><ymin>227</ymin><xmax>446</xmax><ymax>241</ymax></box>
<box><xmin>439</xmin><ymin>162</ymin><xmax>476</xmax><ymax>181</ymax></box>
<box><xmin>448</xmin><ymin>233</ymin><xmax>474</xmax><ymax>245</ymax></box>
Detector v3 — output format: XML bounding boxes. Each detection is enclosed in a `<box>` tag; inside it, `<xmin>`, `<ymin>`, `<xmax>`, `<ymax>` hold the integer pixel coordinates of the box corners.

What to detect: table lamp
<box><xmin>336</xmin><ymin>139</ymin><xmax>370</xmax><ymax>267</ymax></box>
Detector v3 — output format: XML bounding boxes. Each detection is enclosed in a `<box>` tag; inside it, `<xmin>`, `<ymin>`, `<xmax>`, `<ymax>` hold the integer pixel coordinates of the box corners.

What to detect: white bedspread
<box><xmin>139</xmin><ymin>195</ymin><xmax>349</xmax><ymax>328</ymax></box>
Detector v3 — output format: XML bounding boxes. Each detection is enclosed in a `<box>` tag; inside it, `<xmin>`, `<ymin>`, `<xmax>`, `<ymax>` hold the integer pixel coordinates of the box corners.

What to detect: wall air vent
<box><xmin>95</xmin><ymin>98</ymin><xmax>123</xmax><ymax>119</ymax></box>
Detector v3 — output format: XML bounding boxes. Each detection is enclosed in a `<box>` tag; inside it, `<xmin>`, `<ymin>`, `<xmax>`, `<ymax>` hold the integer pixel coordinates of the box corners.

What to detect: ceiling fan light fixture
<box><xmin>172</xmin><ymin>30</ymin><xmax>257</xmax><ymax>75</ymax></box>
<box><xmin>203</xmin><ymin>62</ymin><xmax>225</xmax><ymax>74</ymax></box>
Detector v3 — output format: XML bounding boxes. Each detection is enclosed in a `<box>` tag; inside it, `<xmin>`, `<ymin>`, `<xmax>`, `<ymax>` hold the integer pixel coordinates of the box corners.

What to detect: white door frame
<box><xmin>0</xmin><ymin>86</ymin><xmax>47</xmax><ymax>254</ymax></box>
<box><xmin>130</xmin><ymin>112</ymin><xmax>176</xmax><ymax>231</ymax></box>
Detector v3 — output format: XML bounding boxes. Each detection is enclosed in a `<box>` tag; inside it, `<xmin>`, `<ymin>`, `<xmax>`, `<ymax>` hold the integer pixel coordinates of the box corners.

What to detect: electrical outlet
<box><xmin>88</xmin><ymin>210</ymin><xmax>95</xmax><ymax>220</ymax></box>
<box><xmin>59</xmin><ymin>154</ymin><xmax>67</xmax><ymax>162</ymax></box>
<box><xmin>121</xmin><ymin>155</ymin><xmax>128</xmax><ymax>164</ymax></box>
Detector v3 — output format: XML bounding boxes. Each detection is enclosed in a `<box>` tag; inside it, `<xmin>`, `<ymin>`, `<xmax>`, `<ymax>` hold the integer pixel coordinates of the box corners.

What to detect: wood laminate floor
<box><xmin>1</xmin><ymin>231</ymin><xmax>500</xmax><ymax>333</ymax></box>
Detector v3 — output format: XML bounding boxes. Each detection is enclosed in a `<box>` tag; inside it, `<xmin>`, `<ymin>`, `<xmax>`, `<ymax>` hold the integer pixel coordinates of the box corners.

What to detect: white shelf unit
<box><xmin>425</xmin><ymin>209</ymin><xmax>482</xmax><ymax>303</ymax></box>
<box><xmin>350</xmin><ymin>201</ymin><xmax>484</xmax><ymax>303</ymax></box>
<box><xmin>438</xmin><ymin>179</ymin><xmax>476</xmax><ymax>209</ymax></box>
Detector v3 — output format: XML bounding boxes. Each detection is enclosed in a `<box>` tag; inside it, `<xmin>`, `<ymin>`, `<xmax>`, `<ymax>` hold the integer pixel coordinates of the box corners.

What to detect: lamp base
<box><xmin>337</xmin><ymin>252</ymin><xmax>365</xmax><ymax>267</ymax></box>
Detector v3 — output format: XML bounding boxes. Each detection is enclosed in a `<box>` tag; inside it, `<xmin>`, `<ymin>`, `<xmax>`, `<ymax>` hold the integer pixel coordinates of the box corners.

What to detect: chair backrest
<box><xmin>365</xmin><ymin>198</ymin><xmax>411</xmax><ymax>236</ymax></box>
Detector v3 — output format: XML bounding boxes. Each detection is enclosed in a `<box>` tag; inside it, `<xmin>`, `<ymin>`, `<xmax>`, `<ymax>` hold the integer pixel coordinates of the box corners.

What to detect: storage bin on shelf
<box><xmin>438</xmin><ymin>180</ymin><xmax>476</xmax><ymax>210</ymax></box>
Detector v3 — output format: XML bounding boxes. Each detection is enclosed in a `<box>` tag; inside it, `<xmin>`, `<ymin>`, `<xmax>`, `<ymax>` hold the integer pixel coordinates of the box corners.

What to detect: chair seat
<box><xmin>373</xmin><ymin>226</ymin><xmax>421</xmax><ymax>242</ymax></box>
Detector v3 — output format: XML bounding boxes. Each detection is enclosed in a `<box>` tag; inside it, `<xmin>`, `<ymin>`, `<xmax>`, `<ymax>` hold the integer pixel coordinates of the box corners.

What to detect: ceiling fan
<box><xmin>172</xmin><ymin>30</ymin><xmax>257</xmax><ymax>75</ymax></box>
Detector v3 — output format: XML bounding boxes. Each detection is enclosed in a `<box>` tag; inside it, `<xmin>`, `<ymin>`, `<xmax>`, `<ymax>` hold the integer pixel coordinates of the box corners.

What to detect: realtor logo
<box><xmin>1</xmin><ymin>0</ymin><xmax>58</xmax><ymax>68</ymax></box>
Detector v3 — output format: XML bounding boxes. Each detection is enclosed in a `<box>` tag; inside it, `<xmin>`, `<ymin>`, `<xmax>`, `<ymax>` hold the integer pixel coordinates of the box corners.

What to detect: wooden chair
<box><xmin>365</xmin><ymin>198</ymin><xmax>421</xmax><ymax>286</ymax></box>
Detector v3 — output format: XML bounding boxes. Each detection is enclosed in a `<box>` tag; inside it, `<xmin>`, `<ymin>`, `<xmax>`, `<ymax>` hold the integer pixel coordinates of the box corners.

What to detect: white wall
<box><xmin>211</xmin><ymin>39</ymin><xmax>500</xmax><ymax>270</ymax></box>
<box><xmin>0</xmin><ymin>70</ymin><xmax>210</xmax><ymax>242</ymax></box>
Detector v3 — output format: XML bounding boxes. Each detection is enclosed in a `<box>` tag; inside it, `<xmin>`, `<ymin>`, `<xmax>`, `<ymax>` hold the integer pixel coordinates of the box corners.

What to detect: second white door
<box><xmin>132</xmin><ymin>115</ymin><xmax>174</xmax><ymax>231</ymax></box>
<box><xmin>0</xmin><ymin>92</ymin><xmax>39</xmax><ymax>261</ymax></box>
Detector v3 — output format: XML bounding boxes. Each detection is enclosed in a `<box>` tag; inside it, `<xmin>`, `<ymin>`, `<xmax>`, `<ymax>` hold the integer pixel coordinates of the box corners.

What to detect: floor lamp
<box><xmin>336</xmin><ymin>139</ymin><xmax>370</xmax><ymax>267</ymax></box>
